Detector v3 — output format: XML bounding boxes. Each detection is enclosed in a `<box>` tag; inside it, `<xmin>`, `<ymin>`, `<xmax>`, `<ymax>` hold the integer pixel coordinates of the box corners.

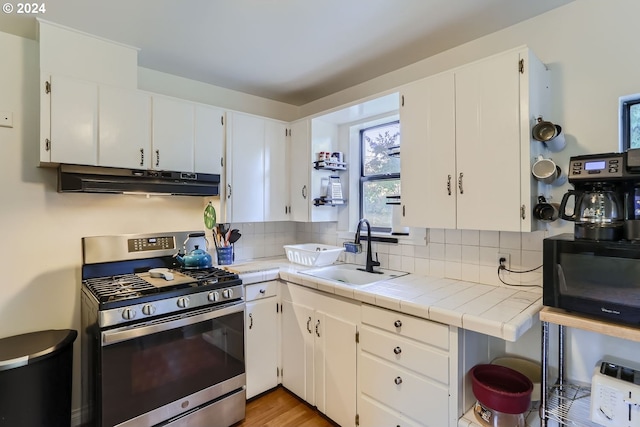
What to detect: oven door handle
<box><xmin>101</xmin><ymin>302</ymin><xmax>245</xmax><ymax>346</ymax></box>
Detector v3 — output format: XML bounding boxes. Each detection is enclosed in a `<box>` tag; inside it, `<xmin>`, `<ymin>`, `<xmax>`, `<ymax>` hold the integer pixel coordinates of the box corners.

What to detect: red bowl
<box><xmin>470</xmin><ymin>364</ymin><xmax>533</xmax><ymax>414</ymax></box>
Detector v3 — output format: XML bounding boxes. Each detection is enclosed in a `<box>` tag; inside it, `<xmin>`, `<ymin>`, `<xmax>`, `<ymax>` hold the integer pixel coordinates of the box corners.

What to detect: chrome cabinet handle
<box><xmin>155</xmin><ymin>149</ymin><xmax>160</xmax><ymax>167</ymax></box>
<box><xmin>140</xmin><ymin>149</ymin><xmax>144</xmax><ymax>166</ymax></box>
<box><xmin>306</xmin><ymin>316</ymin><xmax>312</xmax><ymax>334</ymax></box>
<box><xmin>447</xmin><ymin>174</ymin><xmax>452</xmax><ymax>195</ymax></box>
<box><xmin>394</xmin><ymin>320</ymin><xmax>402</xmax><ymax>328</ymax></box>
<box><xmin>315</xmin><ymin>319</ymin><xmax>320</xmax><ymax>337</ymax></box>
<box><xmin>393</xmin><ymin>346</ymin><xmax>402</xmax><ymax>355</ymax></box>
<box><xmin>394</xmin><ymin>376</ymin><xmax>403</xmax><ymax>385</ymax></box>
<box><xmin>302</xmin><ymin>185</ymin><xmax>307</xmax><ymax>199</ymax></box>
<box><xmin>458</xmin><ymin>172</ymin><xmax>464</xmax><ymax>194</ymax></box>
<box><xmin>249</xmin><ymin>313</ymin><xmax>253</xmax><ymax>330</ymax></box>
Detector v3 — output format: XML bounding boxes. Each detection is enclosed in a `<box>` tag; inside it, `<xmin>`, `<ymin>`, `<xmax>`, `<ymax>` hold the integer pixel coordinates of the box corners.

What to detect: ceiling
<box><xmin>0</xmin><ymin>0</ymin><xmax>573</xmax><ymax>105</ymax></box>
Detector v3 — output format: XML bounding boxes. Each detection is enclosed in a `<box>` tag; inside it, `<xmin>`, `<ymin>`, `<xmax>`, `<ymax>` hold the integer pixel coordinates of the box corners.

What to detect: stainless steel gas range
<box><xmin>80</xmin><ymin>231</ymin><xmax>246</xmax><ymax>427</ymax></box>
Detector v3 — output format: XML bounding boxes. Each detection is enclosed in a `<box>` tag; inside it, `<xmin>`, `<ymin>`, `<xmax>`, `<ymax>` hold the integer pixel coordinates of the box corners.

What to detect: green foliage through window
<box><xmin>360</xmin><ymin>122</ymin><xmax>400</xmax><ymax>231</ymax></box>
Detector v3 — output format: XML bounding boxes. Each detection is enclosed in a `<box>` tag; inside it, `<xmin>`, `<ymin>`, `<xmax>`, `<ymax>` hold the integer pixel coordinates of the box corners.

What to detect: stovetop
<box><xmin>83</xmin><ymin>266</ymin><xmax>241</xmax><ymax>308</ymax></box>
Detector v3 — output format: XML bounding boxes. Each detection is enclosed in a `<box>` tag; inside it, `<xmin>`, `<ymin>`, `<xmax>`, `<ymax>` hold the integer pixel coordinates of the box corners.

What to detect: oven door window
<box><xmin>100</xmin><ymin>307</ymin><xmax>244</xmax><ymax>427</ymax></box>
<box><xmin>557</xmin><ymin>250</ymin><xmax>640</xmax><ymax>307</ymax></box>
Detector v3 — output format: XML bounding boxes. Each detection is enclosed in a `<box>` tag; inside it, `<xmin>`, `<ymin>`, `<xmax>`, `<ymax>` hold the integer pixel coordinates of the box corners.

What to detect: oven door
<box><xmin>100</xmin><ymin>302</ymin><xmax>245</xmax><ymax>427</ymax></box>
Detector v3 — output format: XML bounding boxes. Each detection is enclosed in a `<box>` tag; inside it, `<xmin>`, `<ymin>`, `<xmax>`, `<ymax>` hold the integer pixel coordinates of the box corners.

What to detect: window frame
<box><xmin>620</xmin><ymin>93</ymin><xmax>640</xmax><ymax>150</ymax></box>
<box><xmin>359</xmin><ymin>120</ymin><xmax>400</xmax><ymax>233</ymax></box>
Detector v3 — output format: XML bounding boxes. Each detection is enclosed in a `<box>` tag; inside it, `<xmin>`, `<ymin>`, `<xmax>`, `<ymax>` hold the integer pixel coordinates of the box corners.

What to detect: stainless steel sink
<box><xmin>300</xmin><ymin>263</ymin><xmax>407</xmax><ymax>286</ymax></box>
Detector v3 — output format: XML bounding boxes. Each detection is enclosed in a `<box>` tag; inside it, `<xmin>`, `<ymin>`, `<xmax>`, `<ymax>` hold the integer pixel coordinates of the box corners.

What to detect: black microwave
<box><xmin>544</xmin><ymin>233</ymin><xmax>640</xmax><ymax>325</ymax></box>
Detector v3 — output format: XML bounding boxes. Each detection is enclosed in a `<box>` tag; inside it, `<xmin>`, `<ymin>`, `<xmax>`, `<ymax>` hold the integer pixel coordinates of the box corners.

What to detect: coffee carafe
<box><xmin>559</xmin><ymin>184</ymin><xmax>625</xmax><ymax>240</ymax></box>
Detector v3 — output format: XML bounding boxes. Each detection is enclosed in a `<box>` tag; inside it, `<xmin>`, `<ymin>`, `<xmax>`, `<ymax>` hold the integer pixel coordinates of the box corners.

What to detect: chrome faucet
<box><xmin>344</xmin><ymin>218</ymin><xmax>382</xmax><ymax>274</ymax></box>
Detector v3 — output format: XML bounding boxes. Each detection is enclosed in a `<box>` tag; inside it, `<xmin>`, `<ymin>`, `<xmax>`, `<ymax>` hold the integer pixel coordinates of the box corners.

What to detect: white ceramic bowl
<box><xmin>491</xmin><ymin>357</ymin><xmax>542</xmax><ymax>402</ymax></box>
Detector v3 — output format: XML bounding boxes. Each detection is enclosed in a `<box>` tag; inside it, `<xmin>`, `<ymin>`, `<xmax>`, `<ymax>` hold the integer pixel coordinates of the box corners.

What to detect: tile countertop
<box><xmin>227</xmin><ymin>259</ymin><xmax>542</xmax><ymax>342</ymax></box>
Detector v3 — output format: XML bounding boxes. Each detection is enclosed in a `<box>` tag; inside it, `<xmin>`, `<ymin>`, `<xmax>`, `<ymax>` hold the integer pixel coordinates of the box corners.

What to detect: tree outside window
<box><xmin>360</xmin><ymin>121</ymin><xmax>400</xmax><ymax>232</ymax></box>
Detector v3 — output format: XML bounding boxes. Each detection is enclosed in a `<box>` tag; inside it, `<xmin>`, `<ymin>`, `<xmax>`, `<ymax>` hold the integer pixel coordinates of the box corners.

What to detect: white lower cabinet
<box><xmin>244</xmin><ymin>281</ymin><xmax>279</xmax><ymax>399</ymax></box>
<box><xmin>358</xmin><ymin>304</ymin><xmax>455</xmax><ymax>427</ymax></box>
<box><xmin>280</xmin><ymin>282</ymin><xmax>358</xmax><ymax>427</ymax></box>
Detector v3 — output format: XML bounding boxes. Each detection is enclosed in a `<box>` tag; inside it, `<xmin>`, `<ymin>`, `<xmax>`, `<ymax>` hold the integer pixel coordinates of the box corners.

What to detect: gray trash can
<box><xmin>0</xmin><ymin>329</ymin><xmax>77</xmax><ymax>427</ymax></box>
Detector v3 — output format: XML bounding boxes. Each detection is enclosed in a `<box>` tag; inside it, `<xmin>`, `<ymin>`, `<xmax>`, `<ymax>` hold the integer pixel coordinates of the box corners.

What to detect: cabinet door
<box><xmin>245</xmin><ymin>298</ymin><xmax>279</xmax><ymax>399</ymax></box>
<box><xmin>281</xmin><ymin>299</ymin><xmax>315</xmax><ymax>405</ymax></box>
<box><xmin>289</xmin><ymin>120</ymin><xmax>310</xmax><ymax>222</ymax></box>
<box><xmin>400</xmin><ymin>73</ymin><xmax>456</xmax><ymax>229</ymax></box>
<box><xmin>265</xmin><ymin>120</ymin><xmax>289</xmax><ymax>221</ymax></box>
<box><xmin>194</xmin><ymin>105</ymin><xmax>225</xmax><ymax>175</ymax></box>
<box><xmin>49</xmin><ymin>74</ymin><xmax>98</xmax><ymax>165</ymax></box>
<box><xmin>315</xmin><ymin>311</ymin><xmax>357</xmax><ymax>427</ymax></box>
<box><xmin>151</xmin><ymin>96</ymin><xmax>195</xmax><ymax>172</ymax></box>
<box><xmin>455</xmin><ymin>51</ymin><xmax>521</xmax><ymax>231</ymax></box>
<box><xmin>228</xmin><ymin>113</ymin><xmax>265</xmax><ymax>222</ymax></box>
<box><xmin>99</xmin><ymin>85</ymin><xmax>151</xmax><ymax>169</ymax></box>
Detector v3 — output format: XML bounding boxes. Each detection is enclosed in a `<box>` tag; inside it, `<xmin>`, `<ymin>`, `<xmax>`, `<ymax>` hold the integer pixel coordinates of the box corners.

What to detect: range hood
<box><xmin>58</xmin><ymin>164</ymin><xmax>220</xmax><ymax>196</ymax></box>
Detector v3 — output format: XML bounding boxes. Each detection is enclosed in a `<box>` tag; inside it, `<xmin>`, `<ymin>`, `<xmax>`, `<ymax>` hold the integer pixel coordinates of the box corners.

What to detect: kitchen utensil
<box><xmin>175</xmin><ymin>232</ymin><xmax>213</xmax><ymax>269</ymax></box>
<box><xmin>532</xmin><ymin>117</ymin><xmax>557</xmax><ymax>142</ymax></box>
<box><xmin>228</xmin><ymin>229</ymin><xmax>241</xmax><ymax>244</ymax></box>
<box><xmin>533</xmin><ymin>196</ymin><xmax>559</xmax><ymax>222</ymax></box>
<box><xmin>470</xmin><ymin>364</ymin><xmax>533</xmax><ymax>415</ymax></box>
<box><xmin>473</xmin><ymin>400</ymin><xmax>525</xmax><ymax>427</ymax></box>
<box><xmin>532</xmin><ymin>158</ymin><xmax>565</xmax><ymax>185</ymax></box>
<box><xmin>560</xmin><ymin>184</ymin><xmax>625</xmax><ymax>240</ymax></box>
<box><xmin>216</xmin><ymin>246</ymin><xmax>233</xmax><ymax>265</ymax></box>
<box><xmin>204</xmin><ymin>201</ymin><xmax>216</xmax><ymax>230</ymax></box>
<box><xmin>149</xmin><ymin>268</ymin><xmax>174</xmax><ymax>281</ymax></box>
<box><xmin>491</xmin><ymin>357</ymin><xmax>542</xmax><ymax>402</ymax></box>
<box><xmin>544</xmin><ymin>124</ymin><xmax>566</xmax><ymax>152</ymax></box>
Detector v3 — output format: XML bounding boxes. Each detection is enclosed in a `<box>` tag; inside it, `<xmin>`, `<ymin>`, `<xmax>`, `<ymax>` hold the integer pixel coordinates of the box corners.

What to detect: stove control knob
<box><xmin>208</xmin><ymin>291</ymin><xmax>220</xmax><ymax>302</ymax></box>
<box><xmin>222</xmin><ymin>289</ymin><xmax>233</xmax><ymax>299</ymax></box>
<box><xmin>177</xmin><ymin>297</ymin><xmax>190</xmax><ymax>309</ymax></box>
<box><xmin>142</xmin><ymin>304</ymin><xmax>156</xmax><ymax>316</ymax></box>
<box><xmin>122</xmin><ymin>308</ymin><xmax>136</xmax><ymax>320</ymax></box>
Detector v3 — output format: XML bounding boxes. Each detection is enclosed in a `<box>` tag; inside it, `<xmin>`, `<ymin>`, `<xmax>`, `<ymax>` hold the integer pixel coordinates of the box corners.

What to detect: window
<box><xmin>359</xmin><ymin>121</ymin><xmax>400</xmax><ymax>232</ymax></box>
<box><xmin>620</xmin><ymin>94</ymin><xmax>640</xmax><ymax>150</ymax></box>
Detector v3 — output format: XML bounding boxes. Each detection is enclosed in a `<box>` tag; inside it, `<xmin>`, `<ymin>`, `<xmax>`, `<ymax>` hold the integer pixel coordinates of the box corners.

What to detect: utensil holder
<box><xmin>216</xmin><ymin>246</ymin><xmax>233</xmax><ymax>265</ymax></box>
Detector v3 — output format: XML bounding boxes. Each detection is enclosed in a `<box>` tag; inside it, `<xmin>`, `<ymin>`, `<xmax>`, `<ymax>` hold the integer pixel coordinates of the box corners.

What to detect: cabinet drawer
<box><xmin>360</xmin><ymin>326</ymin><xmax>449</xmax><ymax>385</ymax></box>
<box><xmin>361</xmin><ymin>304</ymin><xmax>449</xmax><ymax>350</ymax></box>
<box><xmin>359</xmin><ymin>353</ymin><xmax>449</xmax><ymax>426</ymax></box>
<box><xmin>245</xmin><ymin>281</ymin><xmax>278</xmax><ymax>302</ymax></box>
<box><xmin>358</xmin><ymin>394</ymin><xmax>423</xmax><ymax>427</ymax></box>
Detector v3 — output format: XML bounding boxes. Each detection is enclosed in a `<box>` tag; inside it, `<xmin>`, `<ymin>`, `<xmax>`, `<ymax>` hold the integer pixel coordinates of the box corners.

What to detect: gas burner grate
<box><xmin>84</xmin><ymin>274</ymin><xmax>156</xmax><ymax>302</ymax></box>
<box><xmin>179</xmin><ymin>267</ymin><xmax>239</xmax><ymax>283</ymax></box>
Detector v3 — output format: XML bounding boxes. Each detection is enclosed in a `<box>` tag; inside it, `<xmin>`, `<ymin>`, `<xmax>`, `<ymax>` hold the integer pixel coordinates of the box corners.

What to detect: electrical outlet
<box><xmin>497</xmin><ymin>253</ymin><xmax>510</xmax><ymax>271</ymax></box>
<box><xmin>0</xmin><ymin>111</ymin><xmax>13</xmax><ymax>128</ymax></box>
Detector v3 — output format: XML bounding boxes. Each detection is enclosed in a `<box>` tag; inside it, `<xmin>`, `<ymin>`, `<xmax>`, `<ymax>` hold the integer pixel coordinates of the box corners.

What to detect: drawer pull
<box><xmin>306</xmin><ymin>317</ymin><xmax>312</xmax><ymax>334</ymax></box>
<box><xmin>315</xmin><ymin>319</ymin><xmax>321</xmax><ymax>337</ymax></box>
<box><xmin>393</xmin><ymin>346</ymin><xmax>402</xmax><ymax>355</ymax></box>
<box><xmin>394</xmin><ymin>320</ymin><xmax>402</xmax><ymax>328</ymax></box>
<box><xmin>249</xmin><ymin>313</ymin><xmax>253</xmax><ymax>329</ymax></box>
<box><xmin>394</xmin><ymin>376</ymin><xmax>403</xmax><ymax>385</ymax></box>
<box><xmin>259</xmin><ymin>289</ymin><xmax>266</xmax><ymax>294</ymax></box>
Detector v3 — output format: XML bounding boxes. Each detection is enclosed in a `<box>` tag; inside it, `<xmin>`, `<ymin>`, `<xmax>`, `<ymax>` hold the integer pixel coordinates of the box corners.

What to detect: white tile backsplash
<box><xmin>235</xmin><ymin>221</ymin><xmax>544</xmax><ymax>288</ymax></box>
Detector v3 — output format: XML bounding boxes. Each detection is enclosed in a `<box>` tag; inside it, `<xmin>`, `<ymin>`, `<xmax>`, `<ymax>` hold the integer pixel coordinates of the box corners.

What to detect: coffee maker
<box><xmin>559</xmin><ymin>151</ymin><xmax>640</xmax><ymax>241</ymax></box>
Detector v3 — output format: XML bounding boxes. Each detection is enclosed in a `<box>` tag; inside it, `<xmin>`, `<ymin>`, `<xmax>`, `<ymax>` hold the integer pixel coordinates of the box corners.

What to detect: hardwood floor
<box><xmin>232</xmin><ymin>387</ymin><xmax>339</xmax><ymax>427</ymax></box>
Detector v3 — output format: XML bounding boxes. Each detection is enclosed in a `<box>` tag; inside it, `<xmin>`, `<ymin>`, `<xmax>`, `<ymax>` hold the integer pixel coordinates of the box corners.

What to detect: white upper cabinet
<box><xmin>455</xmin><ymin>47</ymin><xmax>548</xmax><ymax>232</ymax></box>
<box><xmin>400</xmin><ymin>72</ymin><xmax>456</xmax><ymax>229</ymax></box>
<box><xmin>289</xmin><ymin>119</ymin><xmax>311</xmax><ymax>222</ymax></box>
<box><xmin>98</xmin><ymin>85</ymin><xmax>151</xmax><ymax>169</ymax></box>
<box><xmin>226</xmin><ymin>113</ymin><xmax>288</xmax><ymax>223</ymax></box>
<box><xmin>151</xmin><ymin>96</ymin><xmax>195</xmax><ymax>172</ymax></box>
<box><xmin>265</xmin><ymin>120</ymin><xmax>290</xmax><ymax>221</ymax></box>
<box><xmin>194</xmin><ymin>105</ymin><xmax>225</xmax><ymax>175</ymax></box>
<box><xmin>400</xmin><ymin>46</ymin><xmax>549</xmax><ymax>232</ymax></box>
<box><xmin>42</xmin><ymin>74</ymin><xmax>98</xmax><ymax>165</ymax></box>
